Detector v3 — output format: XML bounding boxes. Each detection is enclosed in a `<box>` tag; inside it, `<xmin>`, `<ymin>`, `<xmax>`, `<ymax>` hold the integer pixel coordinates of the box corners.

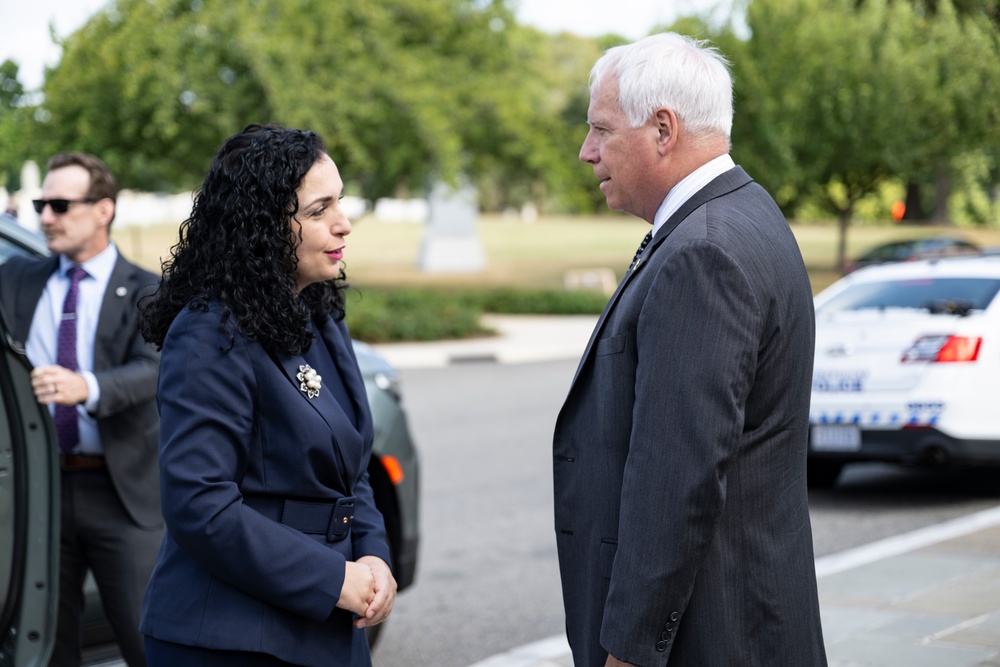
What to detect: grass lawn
<box><xmin>113</xmin><ymin>214</ymin><xmax>1000</xmax><ymax>296</ymax></box>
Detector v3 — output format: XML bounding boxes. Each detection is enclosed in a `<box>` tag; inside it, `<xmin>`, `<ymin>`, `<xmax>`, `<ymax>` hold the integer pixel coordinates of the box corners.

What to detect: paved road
<box><xmin>370</xmin><ymin>360</ymin><xmax>570</xmax><ymax>667</ymax></box>
<box><xmin>369</xmin><ymin>358</ymin><xmax>1000</xmax><ymax>667</ymax></box>
<box><xmin>810</xmin><ymin>463</ymin><xmax>1000</xmax><ymax>556</ymax></box>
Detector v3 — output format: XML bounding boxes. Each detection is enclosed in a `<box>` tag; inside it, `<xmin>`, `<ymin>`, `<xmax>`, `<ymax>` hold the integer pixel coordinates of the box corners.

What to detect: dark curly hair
<box><xmin>139</xmin><ymin>123</ymin><xmax>347</xmax><ymax>355</ymax></box>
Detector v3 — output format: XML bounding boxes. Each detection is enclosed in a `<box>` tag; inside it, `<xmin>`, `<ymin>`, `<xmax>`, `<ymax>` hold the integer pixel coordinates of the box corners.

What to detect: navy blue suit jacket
<box><xmin>140</xmin><ymin>301</ymin><xmax>390</xmax><ymax>667</ymax></box>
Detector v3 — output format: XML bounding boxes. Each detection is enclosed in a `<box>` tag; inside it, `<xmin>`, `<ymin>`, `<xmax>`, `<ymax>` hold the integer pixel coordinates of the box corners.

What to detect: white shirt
<box><xmin>25</xmin><ymin>243</ymin><xmax>120</xmax><ymax>454</ymax></box>
<box><xmin>652</xmin><ymin>154</ymin><xmax>736</xmax><ymax>237</ymax></box>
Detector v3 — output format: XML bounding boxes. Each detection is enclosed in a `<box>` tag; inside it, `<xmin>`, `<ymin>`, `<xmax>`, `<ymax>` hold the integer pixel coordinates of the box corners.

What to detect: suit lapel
<box><xmin>14</xmin><ymin>257</ymin><xmax>59</xmax><ymax>343</ymax></box>
<box><xmin>93</xmin><ymin>256</ymin><xmax>140</xmax><ymax>370</ymax></box>
<box><xmin>271</xmin><ymin>348</ymin><xmax>344</xmax><ymax>433</ymax></box>
<box><xmin>316</xmin><ymin>316</ymin><xmax>374</xmax><ymax>446</ymax></box>
<box><xmin>568</xmin><ymin>167</ymin><xmax>754</xmax><ymax>388</ymax></box>
<box><xmin>269</xmin><ymin>318</ymin><xmax>372</xmax><ymax>487</ymax></box>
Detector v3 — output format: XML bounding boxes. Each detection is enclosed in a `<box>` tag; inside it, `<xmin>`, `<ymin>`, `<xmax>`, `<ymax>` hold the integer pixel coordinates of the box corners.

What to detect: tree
<box><xmin>895</xmin><ymin>1</ymin><xmax>1000</xmax><ymax>222</ymax></box>
<box><xmin>0</xmin><ymin>60</ymin><xmax>30</xmax><ymax>192</ymax></box>
<box><xmin>517</xmin><ymin>30</ymin><xmax>608</xmax><ymax>214</ymax></box>
<box><xmin>36</xmin><ymin>0</ymin><xmax>271</xmax><ymax>191</ymax></box>
<box><xmin>898</xmin><ymin>0</ymin><xmax>1000</xmax><ymax>27</ymax></box>
<box><xmin>728</xmin><ymin>0</ymin><xmax>1000</xmax><ymax>271</ymax></box>
<box><xmin>31</xmin><ymin>0</ymin><xmax>578</xmax><ymax>207</ymax></box>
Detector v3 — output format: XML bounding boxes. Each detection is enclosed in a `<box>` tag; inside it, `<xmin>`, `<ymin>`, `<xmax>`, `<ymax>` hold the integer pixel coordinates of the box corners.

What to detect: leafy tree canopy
<box><xmin>33</xmin><ymin>0</ymin><xmax>582</xmax><ymax>205</ymax></box>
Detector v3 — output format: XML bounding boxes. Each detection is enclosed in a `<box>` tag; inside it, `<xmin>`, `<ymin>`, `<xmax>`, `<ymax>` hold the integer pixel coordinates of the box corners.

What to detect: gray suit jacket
<box><xmin>0</xmin><ymin>252</ymin><xmax>162</xmax><ymax>528</ymax></box>
<box><xmin>553</xmin><ymin>167</ymin><xmax>827</xmax><ymax>666</ymax></box>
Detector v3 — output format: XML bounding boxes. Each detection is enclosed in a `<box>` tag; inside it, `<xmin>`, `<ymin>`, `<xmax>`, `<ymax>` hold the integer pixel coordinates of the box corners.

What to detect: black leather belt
<box><xmin>243</xmin><ymin>495</ymin><xmax>356</xmax><ymax>542</ymax></box>
<box><xmin>60</xmin><ymin>454</ymin><xmax>106</xmax><ymax>471</ymax></box>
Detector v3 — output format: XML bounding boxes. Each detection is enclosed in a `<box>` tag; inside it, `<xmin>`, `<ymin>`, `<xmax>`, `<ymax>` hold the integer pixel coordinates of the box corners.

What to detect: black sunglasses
<box><xmin>32</xmin><ymin>198</ymin><xmax>97</xmax><ymax>214</ymax></box>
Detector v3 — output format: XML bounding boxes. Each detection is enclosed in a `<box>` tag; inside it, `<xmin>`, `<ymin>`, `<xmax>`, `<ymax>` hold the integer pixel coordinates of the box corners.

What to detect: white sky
<box><xmin>1</xmin><ymin>0</ymin><xmax>737</xmax><ymax>91</ymax></box>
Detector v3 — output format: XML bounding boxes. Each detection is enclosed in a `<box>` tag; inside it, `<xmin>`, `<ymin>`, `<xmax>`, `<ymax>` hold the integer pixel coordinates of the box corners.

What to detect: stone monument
<box><xmin>17</xmin><ymin>161</ymin><xmax>41</xmax><ymax>230</ymax></box>
<box><xmin>417</xmin><ymin>179</ymin><xmax>485</xmax><ymax>273</ymax></box>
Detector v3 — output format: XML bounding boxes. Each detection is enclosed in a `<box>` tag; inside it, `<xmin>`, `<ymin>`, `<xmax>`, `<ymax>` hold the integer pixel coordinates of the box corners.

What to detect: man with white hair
<box><xmin>553</xmin><ymin>33</ymin><xmax>827</xmax><ymax>666</ymax></box>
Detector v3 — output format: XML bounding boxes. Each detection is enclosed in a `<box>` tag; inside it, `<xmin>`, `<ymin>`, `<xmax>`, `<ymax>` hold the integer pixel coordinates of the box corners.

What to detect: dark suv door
<box><xmin>0</xmin><ymin>309</ymin><xmax>60</xmax><ymax>667</ymax></box>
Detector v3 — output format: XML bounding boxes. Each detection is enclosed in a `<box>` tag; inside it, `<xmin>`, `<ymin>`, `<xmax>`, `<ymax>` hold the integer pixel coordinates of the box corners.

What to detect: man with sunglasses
<box><xmin>0</xmin><ymin>152</ymin><xmax>162</xmax><ymax>667</ymax></box>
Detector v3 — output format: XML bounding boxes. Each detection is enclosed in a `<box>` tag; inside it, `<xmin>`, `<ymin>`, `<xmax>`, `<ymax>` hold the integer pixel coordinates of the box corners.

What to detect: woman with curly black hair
<box><xmin>138</xmin><ymin>123</ymin><xmax>395</xmax><ymax>667</ymax></box>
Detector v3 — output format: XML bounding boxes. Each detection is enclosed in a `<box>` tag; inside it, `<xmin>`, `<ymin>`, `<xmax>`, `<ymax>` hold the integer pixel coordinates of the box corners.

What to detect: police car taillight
<box><xmin>901</xmin><ymin>335</ymin><xmax>981</xmax><ymax>363</ymax></box>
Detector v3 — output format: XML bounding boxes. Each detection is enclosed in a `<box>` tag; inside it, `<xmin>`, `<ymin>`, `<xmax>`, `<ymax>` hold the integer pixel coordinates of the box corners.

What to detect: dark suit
<box><xmin>0</xmin><ymin>252</ymin><xmax>162</xmax><ymax>666</ymax></box>
<box><xmin>140</xmin><ymin>301</ymin><xmax>391</xmax><ymax>667</ymax></box>
<box><xmin>553</xmin><ymin>167</ymin><xmax>827</xmax><ymax>666</ymax></box>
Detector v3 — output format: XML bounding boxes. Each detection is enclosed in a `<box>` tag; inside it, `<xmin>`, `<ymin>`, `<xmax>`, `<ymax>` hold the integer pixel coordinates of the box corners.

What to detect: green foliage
<box><xmin>344</xmin><ymin>287</ymin><xmax>488</xmax><ymax>343</ymax></box>
<box><xmin>35</xmin><ymin>0</ymin><xmax>272</xmax><ymax>190</ymax></box>
<box><xmin>475</xmin><ymin>286</ymin><xmax>607</xmax><ymax>314</ymax></box>
<box><xmin>0</xmin><ymin>60</ymin><xmax>30</xmax><ymax>191</ymax></box>
<box><xmin>949</xmin><ymin>150</ymin><xmax>1000</xmax><ymax>225</ymax></box>
<box><xmin>244</xmin><ymin>0</ymin><xmax>501</xmax><ymax>197</ymax></box>
<box><xmin>7</xmin><ymin>0</ymin><xmax>998</xmax><ymax>226</ymax></box>
<box><xmin>727</xmin><ymin>0</ymin><xmax>1000</xmax><ymax>268</ymax></box>
<box><xmin>30</xmin><ymin>0</ymin><xmax>591</xmax><ymax>208</ymax></box>
<box><xmin>519</xmin><ymin>31</ymin><xmax>607</xmax><ymax>214</ymax></box>
<box><xmin>343</xmin><ymin>284</ymin><xmax>607</xmax><ymax>342</ymax></box>
<box><xmin>734</xmin><ymin>0</ymin><xmax>913</xmax><ymax>215</ymax></box>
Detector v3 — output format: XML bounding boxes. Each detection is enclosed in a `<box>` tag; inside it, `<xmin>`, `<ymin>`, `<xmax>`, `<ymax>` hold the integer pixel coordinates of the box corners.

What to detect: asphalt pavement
<box><xmin>372</xmin><ymin>314</ymin><xmax>1000</xmax><ymax>667</ymax></box>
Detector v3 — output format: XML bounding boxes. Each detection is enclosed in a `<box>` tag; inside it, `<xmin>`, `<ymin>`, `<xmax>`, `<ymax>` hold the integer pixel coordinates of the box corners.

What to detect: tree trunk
<box><xmin>932</xmin><ymin>163</ymin><xmax>951</xmax><ymax>224</ymax></box>
<box><xmin>902</xmin><ymin>180</ymin><xmax>928</xmax><ymax>222</ymax></box>
<box><xmin>836</xmin><ymin>207</ymin><xmax>851</xmax><ymax>274</ymax></box>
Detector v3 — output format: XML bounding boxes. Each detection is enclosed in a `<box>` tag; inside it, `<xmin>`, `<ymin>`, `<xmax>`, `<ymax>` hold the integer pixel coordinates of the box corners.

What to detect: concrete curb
<box><xmin>371</xmin><ymin>314</ymin><xmax>598</xmax><ymax>369</ymax></box>
<box><xmin>466</xmin><ymin>635</ymin><xmax>570</xmax><ymax>667</ymax></box>
<box><xmin>814</xmin><ymin>504</ymin><xmax>1000</xmax><ymax>578</ymax></box>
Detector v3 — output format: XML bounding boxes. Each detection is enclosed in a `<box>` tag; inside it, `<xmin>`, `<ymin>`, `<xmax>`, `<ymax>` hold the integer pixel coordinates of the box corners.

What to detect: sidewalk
<box><xmin>818</xmin><ymin>509</ymin><xmax>1000</xmax><ymax>667</ymax></box>
<box><xmin>374</xmin><ymin>315</ymin><xmax>1000</xmax><ymax>667</ymax></box>
<box><xmin>370</xmin><ymin>314</ymin><xmax>598</xmax><ymax>369</ymax></box>
<box><xmin>469</xmin><ymin>507</ymin><xmax>1000</xmax><ymax>667</ymax></box>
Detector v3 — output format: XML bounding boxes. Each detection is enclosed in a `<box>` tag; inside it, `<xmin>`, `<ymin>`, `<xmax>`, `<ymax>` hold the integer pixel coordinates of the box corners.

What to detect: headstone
<box><xmin>18</xmin><ymin>161</ymin><xmax>41</xmax><ymax>231</ymax></box>
<box><xmin>418</xmin><ymin>180</ymin><xmax>485</xmax><ymax>273</ymax></box>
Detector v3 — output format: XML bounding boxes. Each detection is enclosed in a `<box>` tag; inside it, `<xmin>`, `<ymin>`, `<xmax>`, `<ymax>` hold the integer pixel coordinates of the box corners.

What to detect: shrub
<box><xmin>476</xmin><ymin>287</ymin><xmax>608</xmax><ymax>315</ymax></box>
<box><xmin>344</xmin><ymin>287</ymin><xmax>489</xmax><ymax>343</ymax></box>
<box><xmin>344</xmin><ymin>285</ymin><xmax>607</xmax><ymax>343</ymax></box>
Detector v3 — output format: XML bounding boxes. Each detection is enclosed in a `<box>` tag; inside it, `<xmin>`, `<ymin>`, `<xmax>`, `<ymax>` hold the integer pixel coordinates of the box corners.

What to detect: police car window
<box><xmin>818</xmin><ymin>278</ymin><xmax>1000</xmax><ymax>314</ymax></box>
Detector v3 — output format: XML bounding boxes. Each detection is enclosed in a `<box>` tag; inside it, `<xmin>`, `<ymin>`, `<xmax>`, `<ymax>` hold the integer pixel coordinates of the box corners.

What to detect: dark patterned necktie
<box><xmin>628</xmin><ymin>230</ymin><xmax>653</xmax><ymax>272</ymax></box>
<box><xmin>54</xmin><ymin>266</ymin><xmax>88</xmax><ymax>453</ymax></box>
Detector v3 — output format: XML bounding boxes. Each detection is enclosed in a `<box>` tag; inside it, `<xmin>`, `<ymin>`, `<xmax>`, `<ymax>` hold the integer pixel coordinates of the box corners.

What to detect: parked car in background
<box><xmin>0</xmin><ymin>212</ymin><xmax>419</xmax><ymax>661</ymax></box>
<box><xmin>843</xmin><ymin>236</ymin><xmax>981</xmax><ymax>274</ymax></box>
<box><xmin>808</xmin><ymin>255</ymin><xmax>1000</xmax><ymax>487</ymax></box>
<box><xmin>0</xmin><ymin>212</ymin><xmax>47</xmax><ymax>257</ymax></box>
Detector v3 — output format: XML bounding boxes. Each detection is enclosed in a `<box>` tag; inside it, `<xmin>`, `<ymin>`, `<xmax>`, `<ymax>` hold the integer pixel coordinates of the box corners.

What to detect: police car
<box><xmin>808</xmin><ymin>255</ymin><xmax>1000</xmax><ymax>487</ymax></box>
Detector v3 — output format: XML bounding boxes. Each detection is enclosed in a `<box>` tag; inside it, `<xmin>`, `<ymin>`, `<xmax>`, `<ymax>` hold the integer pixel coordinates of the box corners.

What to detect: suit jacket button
<box><xmin>661</xmin><ymin>631</ymin><xmax>671</xmax><ymax>640</ymax></box>
<box><xmin>670</xmin><ymin>611</ymin><xmax>679</xmax><ymax>621</ymax></box>
<box><xmin>656</xmin><ymin>640</ymin><xmax>669</xmax><ymax>652</ymax></box>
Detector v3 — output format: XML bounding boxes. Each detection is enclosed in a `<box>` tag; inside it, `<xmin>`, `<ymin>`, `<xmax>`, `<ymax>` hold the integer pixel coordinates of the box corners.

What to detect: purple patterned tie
<box><xmin>54</xmin><ymin>266</ymin><xmax>87</xmax><ymax>453</ymax></box>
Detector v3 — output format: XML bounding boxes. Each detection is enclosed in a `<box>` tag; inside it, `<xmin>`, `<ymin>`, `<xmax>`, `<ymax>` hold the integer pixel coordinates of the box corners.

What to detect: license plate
<box><xmin>811</xmin><ymin>424</ymin><xmax>861</xmax><ymax>452</ymax></box>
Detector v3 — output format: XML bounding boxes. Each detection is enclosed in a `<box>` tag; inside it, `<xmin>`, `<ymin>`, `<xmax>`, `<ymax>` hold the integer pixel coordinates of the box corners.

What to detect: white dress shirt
<box><xmin>25</xmin><ymin>243</ymin><xmax>120</xmax><ymax>455</ymax></box>
<box><xmin>652</xmin><ymin>153</ymin><xmax>736</xmax><ymax>237</ymax></box>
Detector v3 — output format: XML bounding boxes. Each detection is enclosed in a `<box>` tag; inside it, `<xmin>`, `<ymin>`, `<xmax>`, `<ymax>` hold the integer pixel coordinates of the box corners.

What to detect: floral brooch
<box><xmin>297</xmin><ymin>364</ymin><xmax>322</xmax><ymax>399</ymax></box>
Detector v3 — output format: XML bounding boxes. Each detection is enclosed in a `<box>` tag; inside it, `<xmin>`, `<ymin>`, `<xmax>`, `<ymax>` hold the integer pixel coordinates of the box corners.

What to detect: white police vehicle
<box><xmin>808</xmin><ymin>255</ymin><xmax>1000</xmax><ymax>487</ymax></box>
